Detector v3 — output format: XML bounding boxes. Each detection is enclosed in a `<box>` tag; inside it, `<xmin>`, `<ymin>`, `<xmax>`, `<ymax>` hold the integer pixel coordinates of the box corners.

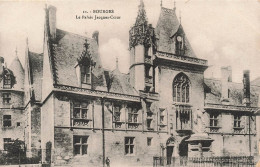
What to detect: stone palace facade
<box><xmin>0</xmin><ymin>1</ymin><xmax>260</xmax><ymax>167</ymax></box>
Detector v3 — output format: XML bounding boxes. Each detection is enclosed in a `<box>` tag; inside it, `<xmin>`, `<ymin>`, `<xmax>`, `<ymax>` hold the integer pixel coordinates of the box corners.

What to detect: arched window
<box><xmin>173</xmin><ymin>73</ymin><xmax>190</xmax><ymax>103</ymax></box>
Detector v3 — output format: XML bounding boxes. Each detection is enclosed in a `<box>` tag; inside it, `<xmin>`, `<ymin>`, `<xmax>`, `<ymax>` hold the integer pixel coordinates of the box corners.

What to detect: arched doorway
<box><xmin>166</xmin><ymin>137</ymin><xmax>175</xmax><ymax>165</ymax></box>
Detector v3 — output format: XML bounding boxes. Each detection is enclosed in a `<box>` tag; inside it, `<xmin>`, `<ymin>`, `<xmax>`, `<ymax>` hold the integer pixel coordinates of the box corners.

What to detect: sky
<box><xmin>0</xmin><ymin>0</ymin><xmax>259</xmax><ymax>83</ymax></box>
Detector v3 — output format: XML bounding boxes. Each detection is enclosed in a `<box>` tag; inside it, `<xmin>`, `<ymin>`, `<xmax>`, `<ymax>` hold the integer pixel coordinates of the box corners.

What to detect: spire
<box><xmin>135</xmin><ymin>0</ymin><xmax>148</xmax><ymax>26</ymax></box>
<box><xmin>140</xmin><ymin>0</ymin><xmax>144</xmax><ymax>7</ymax></box>
<box><xmin>179</xmin><ymin>10</ymin><xmax>182</xmax><ymax>24</ymax></box>
<box><xmin>26</xmin><ymin>38</ymin><xmax>29</xmax><ymax>52</ymax></box>
<box><xmin>15</xmin><ymin>47</ymin><xmax>18</xmax><ymax>56</ymax></box>
<box><xmin>116</xmin><ymin>57</ymin><xmax>119</xmax><ymax>69</ymax></box>
<box><xmin>129</xmin><ymin>0</ymin><xmax>155</xmax><ymax>48</ymax></box>
<box><xmin>174</xmin><ymin>0</ymin><xmax>176</xmax><ymax>11</ymax></box>
<box><xmin>26</xmin><ymin>37</ymin><xmax>29</xmax><ymax>46</ymax></box>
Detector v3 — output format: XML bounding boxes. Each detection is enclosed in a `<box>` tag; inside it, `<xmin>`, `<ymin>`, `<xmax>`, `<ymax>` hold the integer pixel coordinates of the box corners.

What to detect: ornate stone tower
<box><xmin>129</xmin><ymin>0</ymin><xmax>156</xmax><ymax>92</ymax></box>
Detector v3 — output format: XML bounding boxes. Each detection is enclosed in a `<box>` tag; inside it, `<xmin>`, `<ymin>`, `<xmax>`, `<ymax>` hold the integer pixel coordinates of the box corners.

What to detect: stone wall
<box><xmin>0</xmin><ymin>91</ymin><xmax>25</xmax><ymax>150</ymax></box>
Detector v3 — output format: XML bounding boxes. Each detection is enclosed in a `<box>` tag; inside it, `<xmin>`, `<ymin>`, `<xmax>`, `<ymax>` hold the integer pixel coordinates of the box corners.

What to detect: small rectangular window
<box><xmin>209</xmin><ymin>113</ymin><xmax>218</xmax><ymax>127</ymax></box>
<box><xmin>147</xmin><ymin>137</ymin><xmax>152</xmax><ymax>146</ymax></box>
<box><xmin>147</xmin><ymin>119</ymin><xmax>152</xmax><ymax>129</ymax></box>
<box><xmin>3</xmin><ymin>93</ymin><xmax>11</xmax><ymax>104</ymax></box>
<box><xmin>73</xmin><ymin>136</ymin><xmax>88</xmax><ymax>155</ymax></box>
<box><xmin>234</xmin><ymin>115</ymin><xmax>242</xmax><ymax>128</ymax></box>
<box><xmin>3</xmin><ymin>115</ymin><xmax>11</xmax><ymax>127</ymax></box>
<box><xmin>160</xmin><ymin>109</ymin><xmax>165</xmax><ymax>124</ymax></box>
<box><xmin>17</xmin><ymin>122</ymin><xmax>21</xmax><ymax>127</ymax></box>
<box><xmin>125</xmin><ymin>137</ymin><xmax>135</xmax><ymax>155</ymax></box>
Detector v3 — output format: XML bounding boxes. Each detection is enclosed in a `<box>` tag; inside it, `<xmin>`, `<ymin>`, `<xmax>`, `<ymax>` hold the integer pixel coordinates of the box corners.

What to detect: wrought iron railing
<box><xmin>153</xmin><ymin>156</ymin><xmax>255</xmax><ymax>167</ymax></box>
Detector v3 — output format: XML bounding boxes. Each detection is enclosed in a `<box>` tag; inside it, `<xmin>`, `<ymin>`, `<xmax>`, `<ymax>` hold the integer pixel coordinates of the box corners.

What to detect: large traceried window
<box><xmin>173</xmin><ymin>73</ymin><xmax>190</xmax><ymax>103</ymax></box>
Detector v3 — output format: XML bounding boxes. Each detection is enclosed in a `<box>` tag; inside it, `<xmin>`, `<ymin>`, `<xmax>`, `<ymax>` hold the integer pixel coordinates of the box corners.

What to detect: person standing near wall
<box><xmin>105</xmin><ymin>157</ymin><xmax>110</xmax><ymax>167</ymax></box>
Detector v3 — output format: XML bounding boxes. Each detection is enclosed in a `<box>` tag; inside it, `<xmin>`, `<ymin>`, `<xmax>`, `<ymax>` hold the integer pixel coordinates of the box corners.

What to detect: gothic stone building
<box><xmin>1</xmin><ymin>1</ymin><xmax>260</xmax><ymax>167</ymax></box>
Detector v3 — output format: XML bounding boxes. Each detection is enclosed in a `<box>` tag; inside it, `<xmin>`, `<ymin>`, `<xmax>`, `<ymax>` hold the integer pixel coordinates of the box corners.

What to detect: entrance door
<box><xmin>166</xmin><ymin>146</ymin><xmax>174</xmax><ymax>165</ymax></box>
<box><xmin>179</xmin><ymin>138</ymin><xmax>189</xmax><ymax>166</ymax></box>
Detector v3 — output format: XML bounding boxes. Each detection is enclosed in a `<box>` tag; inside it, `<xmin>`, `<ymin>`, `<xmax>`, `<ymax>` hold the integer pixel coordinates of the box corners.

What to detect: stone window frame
<box><xmin>80</xmin><ymin>63</ymin><xmax>91</xmax><ymax>85</ymax></box>
<box><xmin>173</xmin><ymin>73</ymin><xmax>190</xmax><ymax>103</ymax></box>
<box><xmin>113</xmin><ymin>103</ymin><xmax>122</xmax><ymax>122</ymax></box>
<box><xmin>159</xmin><ymin>108</ymin><xmax>167</xmax><ymax>125</ymax></box>
<box><xmin>208</xmin><ymin>112</ymin><xmax>221</xmax><ymax>132</ymax></box>
<box><xmin>127</xmin><ymin>106</ymin><xmax>138</xmax><ymax>123</ymax></box>
<box><xmin>113</xmin><ymin>103</ymin><xmax>124</xmax><ymax>129</ymax></box>
<box><xmin>72</xmin><ymin>101</ymin><xmax>92</xmax><ymax>127</ymax></box>
<box><xmin>73</xmin><ymin>135</ymin><xmax>89</xmax><ymax>156</ymax></box>
<box><xmin>3</xmin><ymin>74</ymin><xmax>12</xmax><ymax>89</ymax></box>
<box><xmin>209</xmin><ymin>113</ymin><xmax>219</xmax><ymax>127</ymax></box>
<box><xmin>2</xmin><ymin>92</ymin><xmax>11</xmax><ymax>104</ymax></box>
<box><xmin>233</xmin><ymin>115</ymin><xmax>242</xmax><ymax>128</ymax></box>
<box><xmin>125</xmin><ymin>137</ymin><xmax>135</xmax><ymax>155</ymax></box>
<box><xmin>3</xmin><ymin>115</ymin><xmax>11</xmax><ymax>127</ymax></box>
<box><xmin>146</xmin><ymin>102</ymin><xmax>154</xmax><ymax>130</ymax></box>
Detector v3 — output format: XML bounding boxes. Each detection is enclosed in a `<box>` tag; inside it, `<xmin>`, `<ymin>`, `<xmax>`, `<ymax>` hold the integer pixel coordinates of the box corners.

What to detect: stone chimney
<box><xmin>92</xmin><ymin>31</ymin><xmax>99</xmax><ymax>45</ymax></box>
<box><xmin>221</xmin><ymin>66</ymin><xmax>232</xmax><ymax>100</ymax></box>
<box><xmin>0</xmin><ymin>57</ymin><xmax>4</xmax><ymax>75</ymax></box>
<box><xmin>243</xmin><ymin>70</ymin><xmax>250</xmax><ymax>106</ymax></box>
<box><xmin>48</xmin><ymin>5</ymin><xmax>57</xmax><ymax>40</ymax></box>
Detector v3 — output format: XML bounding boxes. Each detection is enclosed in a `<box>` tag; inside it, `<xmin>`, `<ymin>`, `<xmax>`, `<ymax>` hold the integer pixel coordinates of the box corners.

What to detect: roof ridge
<box><xmin>57</xmin><ymin>28</ymin><xmax>93</xmax><ymax>41</ymax></box>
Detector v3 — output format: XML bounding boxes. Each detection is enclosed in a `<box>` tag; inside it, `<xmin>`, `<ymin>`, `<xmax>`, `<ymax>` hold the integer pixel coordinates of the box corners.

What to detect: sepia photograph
<box><xmin>0</xmin><ymin>0</ymin><xmax>260</xmax><ymax>166</ymax></box>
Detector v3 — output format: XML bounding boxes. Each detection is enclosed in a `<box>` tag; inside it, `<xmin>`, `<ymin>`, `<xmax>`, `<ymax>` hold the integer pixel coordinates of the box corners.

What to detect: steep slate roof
<box><xmin>52</xmin><ymin>29</ymin><xmax>107</xmax><ymax>91</ymax></box>
<box><xmin>252</xmin><ymin>77</ymin><xmax>260</xmax><ymax>86</ymax></box>
<box><xmin>155</xmin><ymin>7</ymin><xmax>196</xmax><ymax>57</ymax></box>
<box><xmin>28</xmin><ymin>51</ymin><xmax>43</xmax><ymax>101</ymax></box>
<box><xmin>106</xmin><ymin>68</ymin><xmax>138</xmax><ymax>96</ymax></box>
<box><xmin>9</xmin><ymin>56</ymin><xmax>24</xmax><ymax>91</ymax></box>
<box><xmin>204</xmin><ymin>78</ymin><xmax>260</xmax><ymax>108</ymax></box>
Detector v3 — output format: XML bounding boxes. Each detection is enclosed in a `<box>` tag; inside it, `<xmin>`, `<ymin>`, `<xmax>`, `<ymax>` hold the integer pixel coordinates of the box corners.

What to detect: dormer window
<box><xmin>80</xmin><ymin>63</ymin><xmax>91</xmax><ymax>85</ymax></box>
<box><xmin>3</xmin><ymin>74</ymin><xmax>12</xmax><ymax>89</ymax></box>
<box><xmin>176</xmin><ymin>35</ymin><xmax>184</xmax><ymax>55</ymax></box>
<box><xmin>77</xmin><ymin>39</ymin><xmax>95</xmax><ymax>87</ymax></box>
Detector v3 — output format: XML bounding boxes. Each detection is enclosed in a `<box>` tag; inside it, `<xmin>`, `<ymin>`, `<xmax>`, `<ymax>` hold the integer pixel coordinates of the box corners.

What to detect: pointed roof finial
<box><xmin>15</xmin><ymin>47</ymin><xmax>18</xmax><ymax>56</ymax></box>
<box><xmin>135</xmin><ymin>0</ymin><xmax>148</xmax><ymax>26</ymax></box>
<box><xmin>116</xmin><ymin>57</ymin><xmax>119</xmax><ymax>69</ymax></box>
<box><xmin>161</xmin><ymin>0</ymin><xmax>162</xmax><ymax>7</ymax></box>
<box><xmin>140</xmin><ymin>0</ymin><xmax>144</xmax><ymax>7</ymax></box>
<box><xmin>174</xmin><ymin>0</ymin><xmax>176</xmax><ymax>11</ymax></box>
<box><xmin>179</xmin><ymin>10</ymin><xmax>182</xmax><ymax>24</ymax></box>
